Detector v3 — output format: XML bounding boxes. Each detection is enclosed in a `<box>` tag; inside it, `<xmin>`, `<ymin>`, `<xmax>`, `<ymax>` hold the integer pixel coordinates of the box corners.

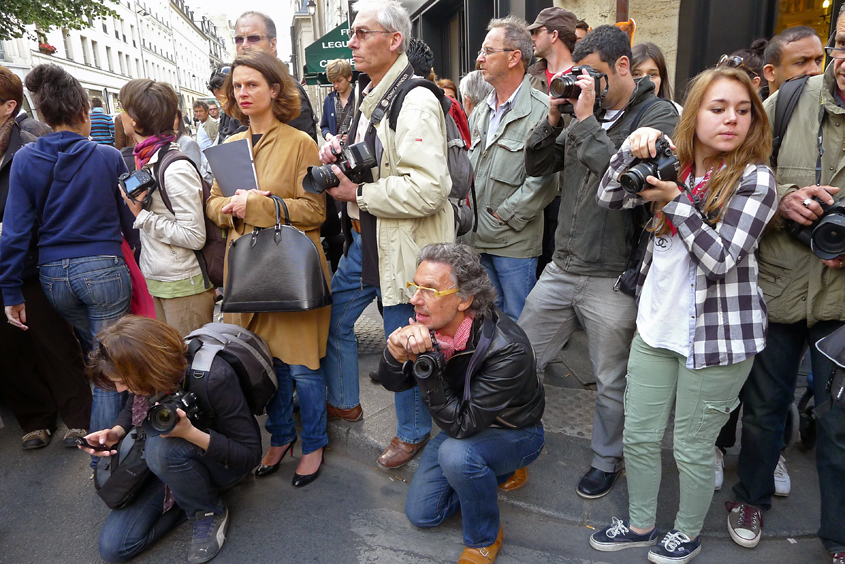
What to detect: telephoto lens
<box><xmin>549</xmin><ymin>74</ymin><xmax>580</xmax><ymax>99</ymax></box>
<box><xmin>811</xmin><ymin>209</ymin><xmax>845</xmax><ymax>259</ymax></box>
<box><xmin>142</xmin><ymin>391</ymin><xmax>201</xmax><ymax>437</ymax></box>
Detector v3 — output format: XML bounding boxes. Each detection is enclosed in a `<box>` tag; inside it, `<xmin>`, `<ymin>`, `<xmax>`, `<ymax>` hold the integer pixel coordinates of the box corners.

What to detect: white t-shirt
<box><xmin>637</xmin><ymin>226</ymin><xmax>696</xmax><ymax>359</ymax></box>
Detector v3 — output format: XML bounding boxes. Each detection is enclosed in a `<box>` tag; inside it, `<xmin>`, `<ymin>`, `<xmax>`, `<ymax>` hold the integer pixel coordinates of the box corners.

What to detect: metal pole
<box><xmin>134</xmin><ymin>2</ymin><xmax>148</xmax><ymax>78</ymax></box>
<box><xmin>616</xmin><ymin>0</ymin><xmax>629</xmax><ymax>22</ymax></box>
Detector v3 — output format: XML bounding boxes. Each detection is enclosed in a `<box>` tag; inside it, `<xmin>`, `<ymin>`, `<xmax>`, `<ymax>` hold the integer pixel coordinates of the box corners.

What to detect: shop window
<box><xmin>776</xmin><ymin>0</ymin><xmax>833</xmax><ymax>42</ymax></box>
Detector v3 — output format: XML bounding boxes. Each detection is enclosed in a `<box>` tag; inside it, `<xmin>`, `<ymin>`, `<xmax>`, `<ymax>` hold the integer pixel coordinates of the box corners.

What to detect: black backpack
<box><xmin>770</xmin><ymin>74</ymin><xmax>811</xmax><ymax>169</ymax></box>
<box><xmin>152</xmin><ymin>148</ymin><xmax>228</xmax><ymax>288</ymax></box>
<box><xmin>94</xmin><ymin>427</ymin><xmax>153</xmax><ymax>509</ymax></box>
<box><xmin>376</xmin><ymin>78</ymin><xmax>478</xmax><ymax>236</ymax></box>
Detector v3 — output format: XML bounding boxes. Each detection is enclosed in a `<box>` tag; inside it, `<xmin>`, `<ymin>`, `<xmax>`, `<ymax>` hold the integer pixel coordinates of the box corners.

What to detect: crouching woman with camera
<box><xmin>588</xmin><ymin>67</ymin><xmax>778</xmax><ymax>564</ymax></box>
<box><xmin>378</xmin><ymin>243</ymin><xmax>545</xmax><ymax>564</ymax></box>
<box><xmin>81</xmin><ymin>316</ymin><xmax>261</xmax><ymax>563</ymax></box>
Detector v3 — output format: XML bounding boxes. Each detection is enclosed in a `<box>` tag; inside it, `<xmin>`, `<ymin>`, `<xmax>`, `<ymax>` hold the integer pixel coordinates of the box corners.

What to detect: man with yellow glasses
<box><xmin>379</xmin><ymin>243</ymin><xmax>545</xmax><ymax>564</ymax></box>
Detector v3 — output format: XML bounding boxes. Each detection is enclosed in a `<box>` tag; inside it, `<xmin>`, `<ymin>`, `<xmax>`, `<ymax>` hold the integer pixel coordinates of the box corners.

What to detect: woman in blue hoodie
<box><xmin>0</xmin><ymin>64</ymin><xmax>138</xmax><ymax>444</ymax></box>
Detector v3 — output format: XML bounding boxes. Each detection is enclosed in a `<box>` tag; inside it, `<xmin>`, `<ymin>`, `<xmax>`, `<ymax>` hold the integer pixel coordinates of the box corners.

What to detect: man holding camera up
<box><xmin>726</xmin><ymin>10</ymin><xmax>845</xmax><ymax>561</ymax></box>
<box><xmin>520</xmin><ymin>25</ymin><xmax>678</xmax><ymax>499</ymax></box>
<box><xmin>318</xmin><ymin>0</ymin><xmax>454</xmax><ymax>469</ymax></box>
<box><xmin>379</xmin><ymin>243</ymin><xmax>544</xmax><ymax>564</ymax></box>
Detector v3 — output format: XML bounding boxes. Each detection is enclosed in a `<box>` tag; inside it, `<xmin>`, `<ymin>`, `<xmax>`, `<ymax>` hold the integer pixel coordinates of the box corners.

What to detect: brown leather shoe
<box><xmin>457</xmin><ymin>524</ymin><xmax>503</xmax><ymax>563</ymax></box>
<box><xmin>376</xmin><ymin>435</ymin><xmax>429</xmax><ymax>469</ymax></box>
<box><xmin>326</xmin><ymin>402</ymin><xmax>363</xmax><ymax>422</ymax></box>
<box><xmin>498</xmin><ymin>467</ymin><xmax>527</xmax><ymax>492</ymax></box>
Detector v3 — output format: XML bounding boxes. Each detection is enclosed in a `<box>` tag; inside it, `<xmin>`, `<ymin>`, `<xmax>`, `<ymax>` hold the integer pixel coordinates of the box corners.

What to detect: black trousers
<box><xmin>0</xmin><ymin>276</ymin><xmax>91</xmax><ymax>433</ymax></box>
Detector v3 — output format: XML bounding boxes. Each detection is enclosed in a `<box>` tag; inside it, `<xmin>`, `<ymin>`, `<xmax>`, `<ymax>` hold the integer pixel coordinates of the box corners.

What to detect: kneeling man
<box><xmin>379</xmin><ymin>243</ymin><xmax>545</xmax><ymax>564</ymax></box>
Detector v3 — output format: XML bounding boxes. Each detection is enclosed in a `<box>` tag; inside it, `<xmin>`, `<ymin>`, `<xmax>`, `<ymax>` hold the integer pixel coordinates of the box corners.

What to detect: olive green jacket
<box><xmin>760</xmin><ymin>66</ymin><xmax>845</xmax><ymax>326</ymax></box>
<box><xmin>462</xmin><ymin>75</ymin><xmax>557</xmax><ymax>257</ymax></box>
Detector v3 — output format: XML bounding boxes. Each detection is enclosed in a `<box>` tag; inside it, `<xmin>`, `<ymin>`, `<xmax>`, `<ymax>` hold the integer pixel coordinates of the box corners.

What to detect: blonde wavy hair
<box><xmin>650</xmin><ymin>67</ymin><xmax>771</xmax><ymax>236</ymax></box>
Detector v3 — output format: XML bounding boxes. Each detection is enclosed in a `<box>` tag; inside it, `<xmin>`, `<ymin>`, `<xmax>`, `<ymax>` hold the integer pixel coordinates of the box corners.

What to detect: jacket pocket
<box><xmin>489</xmin><ymin>138</ymin><xmax>527</xmax><ymax>188</ymax></box>
<box><xmin>757</xmin><ymin>254</ymin><xmax>792</xmax><ymax>300</ymax></box>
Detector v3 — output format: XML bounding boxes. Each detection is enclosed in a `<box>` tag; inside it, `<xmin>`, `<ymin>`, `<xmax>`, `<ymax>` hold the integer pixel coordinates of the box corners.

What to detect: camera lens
<box><xmin>414</xmin><ymin>355</ymin><xmax>436</xmax><ymax>379</ymax></box>
<box><xmin>812</xmin><ymin>213</ymin><xmax>845</xmax><ymax>258</ymax></box>
<box><xmin>148</xmin><ymin>404</ymin><xmax>179</xmax><ymax>435</ymax></box>
<box><xmin>620</xmin><ymin>162</ymin><xmax>656</xmax><ymax>194</ymax></box>
<box><xmin>549</xmin><ymin>75</ymin><xmax>581</xmax><ymax>99</ymax></box>
<box><xmin>302</xmin><ymin>164</ymin><xmax>340</xmax><ymax>194</ymax></box>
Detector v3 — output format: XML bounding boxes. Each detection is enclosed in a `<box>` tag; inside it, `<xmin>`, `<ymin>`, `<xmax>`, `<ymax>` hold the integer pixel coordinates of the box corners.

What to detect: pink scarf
<box><xmin>132</xmin><ymin>134</ymin><xmax>176</xmax><ymax>169</ymax></box>
<box><xmin>434</xmin><ymin>314</ymin><xmax>475</xmax><ymax>360</ymax></box>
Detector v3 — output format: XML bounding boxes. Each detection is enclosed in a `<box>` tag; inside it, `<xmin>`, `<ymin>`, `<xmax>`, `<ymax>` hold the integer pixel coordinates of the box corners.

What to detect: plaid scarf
<box><xmin>434</xmin><ymin>314</ymin><xmax>474</xmax><ymax>361</ymax></box>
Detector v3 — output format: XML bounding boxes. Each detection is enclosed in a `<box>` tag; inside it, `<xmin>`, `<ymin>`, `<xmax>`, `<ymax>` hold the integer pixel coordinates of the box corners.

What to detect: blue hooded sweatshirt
<box><xmin>0</xmin><ymin>131</ymin><xmax>135</xmax><ymax>305</ymax></box>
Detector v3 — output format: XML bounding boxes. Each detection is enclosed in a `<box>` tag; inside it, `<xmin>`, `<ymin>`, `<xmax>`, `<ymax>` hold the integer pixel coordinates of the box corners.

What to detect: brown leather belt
<box><xmin>350</xmin><ymin>219</ymin><xmax>361</xmax><ymax>233</ymax></box>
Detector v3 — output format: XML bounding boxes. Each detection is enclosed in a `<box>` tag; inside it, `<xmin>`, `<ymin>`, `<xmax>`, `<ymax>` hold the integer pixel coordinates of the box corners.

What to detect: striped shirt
<box><xmin>89</xmin><ymin>108</ymin><xmax>114</xmax><ymax>145</ymax></box>
<box><xmin>597</xmin><ymin>140</ymin><xmax>778</xmax><ymax>368</ymax></box>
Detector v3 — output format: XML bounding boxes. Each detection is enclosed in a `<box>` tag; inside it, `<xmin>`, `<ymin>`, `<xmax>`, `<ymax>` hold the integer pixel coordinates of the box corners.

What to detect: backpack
<box><xmin>813</xmin><ymin>325</ymin><xmax>845</xmax><ymax>417</ymax></box>
<box><xmin>771</xmin><ymin>74</ymin><xmax>811</xmax><ymax>169</ymax></box>
<box><xmin>184</xmin><ymin>323</ymin><xmax>277</xmax><ymax>418</ymax></box>
<box><xmin>378</xmin><ymin>78</ymin><xmax>478</xmax><ymax>236</ymax></box>
<box><xmin>94</xmin><ymin>427</ymin><xmax>153</xmax><ymax>509</ymax></box>
<box><xmin>153</xmin><ymin>148</ymin><xmax>227</xmax><ymax>288</ymax></box>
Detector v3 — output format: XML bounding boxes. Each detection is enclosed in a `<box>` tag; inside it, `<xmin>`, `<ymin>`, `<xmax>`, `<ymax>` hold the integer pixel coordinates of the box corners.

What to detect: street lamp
<box><xmin>307</xmin><ymin>0</ymin><xmax>316</xmax><ymax>16</ymax></box>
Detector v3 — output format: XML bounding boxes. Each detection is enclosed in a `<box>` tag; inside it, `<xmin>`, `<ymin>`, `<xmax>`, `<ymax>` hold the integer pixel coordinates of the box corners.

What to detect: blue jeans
<box><xmin>322</xmin><ymin>230</ymin><xmax>431</xmax><ymax>444</ymax></box>
<box><xmin>98</xmin><ymin>436</ymin><xmax>245</xmax><ymax>562</ymax></box>
<box><xmin>733</xmin><ymin>320</ymin><xmax>845</xmax><ymax>553</ymax></box>
<box><xmin>39</xmin><ymin>256</ymin><xmax>131</xmax><ymax>460</ymax></box>
<box><xmin>479</xmin><ymin>253</ymin><xmax>537</xmax><ymax>322</ymax></box>
<box><xmin>265</xmin><ymin>359</ymin><xmax>328</xmax><ymax>454</ymax></box>
<box><xmin>405</xmin><ymin>425</ymin><xmax>545</xmax><ymax>547</ymax></box>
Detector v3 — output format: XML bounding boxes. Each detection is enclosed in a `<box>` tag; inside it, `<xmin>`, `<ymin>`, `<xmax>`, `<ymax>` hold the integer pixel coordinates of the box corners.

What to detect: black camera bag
<box><xmin>814</xmin><ymin>325</ymin><xmax>845</xmax><ymax>416</ymax></box>
<box><xmin>94</xmin><ymin>427</ymin><xmax>152</xmax><ymax>510</ymax></box>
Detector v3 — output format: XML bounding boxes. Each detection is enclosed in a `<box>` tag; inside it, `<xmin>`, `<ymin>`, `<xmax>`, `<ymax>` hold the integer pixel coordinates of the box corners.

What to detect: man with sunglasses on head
<box><xmin>520</xmin><ymin>25</ymin><xmax>678</xmax><ymax>500</ymax></box>
<box><xmin>318</xmin><ymin>0</ymin><xmax>454</xmax><ymax>470</ymax></box>
<box><xmin>232</xmin><ymin>11</ymin><xmax>317</xmax><ymax>141</ymax></box>
<box><xmin>725</xmin><ymin>10</ymin><xmax>845</xmax><ymax>563</ymax></box>
<box><xmin>379</xmin><ymin>243</ymin><xmax>544</xmax><ymax>564</ymax></box>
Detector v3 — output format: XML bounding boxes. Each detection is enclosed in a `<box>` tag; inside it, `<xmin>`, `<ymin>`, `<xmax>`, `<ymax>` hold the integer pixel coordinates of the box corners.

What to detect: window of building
<box><xmin>62</xmin><ymin>28</ymin><xmax>74</xmax><ymax>60</ymax></box>
<box><xmin>118</xmin><ymin>50</ymin><xmax>125</xmax><ymax>74</ymax></box>
<box><xmin>131</xmin><ymin>24</ymin><xmax>137</xmax><ymax>47</ymax></box>
<box><xmin>91</xmin><ymin>40</ymin><xmax>100</xmax><ymax>67</ymax></box>
<box><xmin>137</xmin><ymin>58</ymin><xmax>142</xmax><ymax>78</ymax></box>
<box><xmin>106</xmin><ymin>45</ymin><xmax>114</xmax><ymax>71</ymax></box>
<box><xmin>80</xmin><ymin>36</ymin><xmax>91</xmax><ymax>65</ymax></box>
<box><xmin>776</xmin><ymin>0</ymin><xmax>834</xmax><ymax>41</ymax></box>
<box><xmin>0</xmin><ymin>42</ymin><xmax>6</xmax><ymax>61</ymax></box>
<box><xmin>102</xmin><ymin>21</ymin><xmax>108</xmax><ymax>34</ymax></box>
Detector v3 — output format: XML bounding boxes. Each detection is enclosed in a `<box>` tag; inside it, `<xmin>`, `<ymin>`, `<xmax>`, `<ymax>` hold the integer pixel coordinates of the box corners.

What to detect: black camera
<box><xmin>142</xmin><ymin>390</ymin><xmax>202</xmax><ymax>437</ymax></box>
<box><xmin>619</xmin><ymin>137</ymin><xmax>680</xmax><ymax>194</ymax></box>
<box><xmin>302</xmin><ymin>142</ymin><xmax>377</xmax><ymax>194</ymax></box>
<box><xmin>118</xmin><ymin>169</ymin><xmax>157</xmax><ymax>201</ymax></box>
<box><xmin>412</xmin><ymin>331</ymin><xmax>447</xmax><ymax>380</ymax></box>
<box><xmin>786</xmin><ymin>198</ymin><xmax>845</xmax><ymax>260</ymax></box>
<box><xmin>549</xmin><ymin>65</ymin><xmax>608</xmax><ymax>115</ymax></box>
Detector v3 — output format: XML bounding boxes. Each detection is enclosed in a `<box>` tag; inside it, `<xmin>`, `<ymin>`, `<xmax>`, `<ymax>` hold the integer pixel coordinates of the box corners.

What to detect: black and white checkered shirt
<box><xmin>598</xmin><ymin>144</ymin><xmax>778</xmax><ymax>368</ymax></box>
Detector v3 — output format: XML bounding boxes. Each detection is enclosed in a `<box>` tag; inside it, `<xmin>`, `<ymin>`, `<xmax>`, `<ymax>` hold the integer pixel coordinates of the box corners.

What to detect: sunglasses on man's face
<box><xmin>234</xmin><ymin>34</ymin><xmax>267</xmax><ymax>45</ymax></box>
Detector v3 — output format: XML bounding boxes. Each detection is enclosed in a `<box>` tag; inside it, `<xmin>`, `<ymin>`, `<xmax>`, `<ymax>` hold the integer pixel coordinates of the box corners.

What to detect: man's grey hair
<box><xmin>236</xmin><ymin>11</ymin><xmax>276</xmax><ymax>40</ymax></box>
<box><xmin>352</xmin><ymin>0</ymin><xmax>411</xmax><ymax>54</ymax></box>
<box><xmin>487</xmin><ymin>15</ymin><xmax>532</xmax><ymax>72</ymax></box>
<box><xmin>417</xmin><ymin>243</ymin><xmax>497</xmax><ymax>317</ymax></box>
<box><xmin>459</xmin><ymin>70</ymin><xmax>494</xmax><ymax>108</ymax></box>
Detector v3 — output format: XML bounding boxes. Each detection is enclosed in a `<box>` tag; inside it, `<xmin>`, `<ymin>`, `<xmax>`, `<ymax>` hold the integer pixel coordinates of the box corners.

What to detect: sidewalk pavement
<box><xmin>328</xmin><ymin>302</ymin><xmax>822</xmax><ymax>540</ymax></box>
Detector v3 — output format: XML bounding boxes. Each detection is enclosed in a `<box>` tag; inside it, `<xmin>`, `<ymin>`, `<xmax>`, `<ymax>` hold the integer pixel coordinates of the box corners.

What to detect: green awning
<box><xmin>304</xmin><ymin>21</ymin><xmax>355</xmax><ymax>85</ymax></box>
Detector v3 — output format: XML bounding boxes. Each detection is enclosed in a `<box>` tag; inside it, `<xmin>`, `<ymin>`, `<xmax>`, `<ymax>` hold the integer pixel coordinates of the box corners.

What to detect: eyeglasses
<box><xmin>825</xmin><ymin>36</ymin><xmax>845</xmax><ymax>60</ymax></box>
<box><xmin>234</xmin><ymin>34</ymin><xmax>267</xmax><ymax>45</ymax></box>
<box><xmin>349</xmin><ymin>28</ymin><xmax>393</xmax><ymax>41</ymax></box>
<box><xmin>477</xmin><ymin>47</ymin><xmax>515</xmax><ymax>58</ymax></box>
<box><xmin>406</xmin><ymin>281</ymin><xmax>460</xmax><ymax>300</ymax></box>
<box><xmin>717</xmin><ymin>54</ymin><xmax>759</xmax><ymax>78</ymax></box>
<box><xmin>530</xmin><ymin>26</ymin><xmax>548</xmax><ymax>36</ymax></box>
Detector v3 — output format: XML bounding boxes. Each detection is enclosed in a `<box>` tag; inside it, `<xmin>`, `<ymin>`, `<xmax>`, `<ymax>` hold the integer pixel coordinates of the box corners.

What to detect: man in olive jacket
<box><xmin>519</xmin><ymin>25</ymin><xmax>678</xmax><ymax>500</ymax></box>
<box><xmin>462</xmin><ymin>15</ymin><xmax>557</xmax><ymax>322</ymax></box>
<box><xmin>727</xmin><ymin>12</ymin><xmax>845</xmax><ymax>558</ymax></box>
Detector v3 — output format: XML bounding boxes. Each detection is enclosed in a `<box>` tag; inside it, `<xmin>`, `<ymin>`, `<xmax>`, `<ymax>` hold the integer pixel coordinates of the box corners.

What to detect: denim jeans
<box><xmin>39</xmin><ymin>255</ymin><xmax>132</xmax><ymax>461</ymax></box>
<box><xmin>405</xmin><ymin>425</ymin><xmax>544</xmax><ymax>547</ymax></box>
<box><xmin>322</xmin><ymin>230</ymin><xmax>431</xmax><ymax>444</ymax></box>
<box><xmin>265</xmin><ymin>359</ymin><xmax>328</xmax><ymax>455</ymax></box>
<box><xmin>733</xmin><ymin>320</ymin><xmax>845</xmax><ymax>553</ymax></box>
<box><xmin>479</xmin><ymin>253</ymin><xmax>537</xmax><ymax>322</ymax></box>
<box><xmin>98</xmin><ymin>435</ymin><xmax>245</xmax><ymax>562</ymax></box>
<box><xmin>518</xmin><ymin>261</ymin><xmax>637</xmax><ymax>472</ymax></box>
<box><xmin>624</xmin><ymin>335</ymin><xmax>753</xmax><ymax>537</ymax></box>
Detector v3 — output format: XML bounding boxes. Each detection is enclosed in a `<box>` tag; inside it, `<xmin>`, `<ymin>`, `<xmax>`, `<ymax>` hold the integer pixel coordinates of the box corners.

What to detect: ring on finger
<box><xmin>803</xmin><ymin>198</ymin><xmax>814</xmax><ymax>208</ymax></box>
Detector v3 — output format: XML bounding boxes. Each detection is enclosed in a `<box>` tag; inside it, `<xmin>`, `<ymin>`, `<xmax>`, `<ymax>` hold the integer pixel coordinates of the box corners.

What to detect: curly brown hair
<box><xmin>88</xmin><ymin>316</ymin><xmax>188</xmax><ymax>397</ymax></box>
<box><xmin>223</xmin><ymin>52</ymin><xmax>301</xmax><ymax>125</ymax></box>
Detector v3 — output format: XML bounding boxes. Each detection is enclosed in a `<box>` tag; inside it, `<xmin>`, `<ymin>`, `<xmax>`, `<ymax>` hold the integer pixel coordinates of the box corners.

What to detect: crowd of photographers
<box><xmin>1</xmin><ymin>0</ymin><xmax>845</xmax><ymax>563</ymax></box>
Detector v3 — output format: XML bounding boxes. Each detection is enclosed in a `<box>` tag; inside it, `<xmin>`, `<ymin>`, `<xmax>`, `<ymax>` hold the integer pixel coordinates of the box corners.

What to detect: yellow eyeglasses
<box><xmin>406</xmin><ymin>281</ymin><xmax>460</xmax><ymax>299</ymax></box>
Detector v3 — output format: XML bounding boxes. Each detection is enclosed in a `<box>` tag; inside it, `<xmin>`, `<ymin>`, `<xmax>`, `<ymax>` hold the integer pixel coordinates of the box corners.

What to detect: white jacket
<box><xmin>133</xmin><ymin>144</ymin><xmax>206</xmax><ymax>282</ymax></box>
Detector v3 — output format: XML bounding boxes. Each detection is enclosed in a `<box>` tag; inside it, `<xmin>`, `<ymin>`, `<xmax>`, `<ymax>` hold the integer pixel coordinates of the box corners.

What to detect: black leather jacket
<box><xmin>379</xmin><ymin>307</ymin><xmax>544</xmax><ymax>439</ymax></box>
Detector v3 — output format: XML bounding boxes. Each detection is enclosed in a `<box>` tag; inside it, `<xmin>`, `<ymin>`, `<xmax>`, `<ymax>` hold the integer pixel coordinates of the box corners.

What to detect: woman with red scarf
<box><xmin>117</xmin><ymin>80</ymin><xmax>214</xmax><ymax>337</ymax></box>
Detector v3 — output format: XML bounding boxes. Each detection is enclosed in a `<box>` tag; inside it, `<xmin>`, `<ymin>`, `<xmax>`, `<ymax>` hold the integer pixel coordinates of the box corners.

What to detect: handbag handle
<box><xmin>270</xmin><ymin>195</ymin><xmax>291</xmax><ymax>226</ymax></box>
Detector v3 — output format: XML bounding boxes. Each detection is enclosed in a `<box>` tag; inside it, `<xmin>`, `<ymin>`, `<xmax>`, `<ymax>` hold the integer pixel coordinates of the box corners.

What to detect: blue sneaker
<box><xmin>648</xmin><ymin>530</ymin><xmax>701</xmax><ymax>564</ymax></box>
<box><xmin>590</xmin><ymin>517</ymin><xmax>659</xmax><ymax>552</ymax></box>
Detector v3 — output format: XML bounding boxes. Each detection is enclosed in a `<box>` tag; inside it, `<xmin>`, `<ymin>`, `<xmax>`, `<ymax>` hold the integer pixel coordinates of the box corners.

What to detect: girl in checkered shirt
<box><xmin>589</xmin><ymin>67</ymin><xmax>778</xmax><ymax>564</ymax></box>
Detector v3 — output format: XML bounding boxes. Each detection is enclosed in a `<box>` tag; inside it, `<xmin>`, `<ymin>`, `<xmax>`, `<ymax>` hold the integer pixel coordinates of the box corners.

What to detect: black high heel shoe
<box><xmin>255</xmin><ymin>437</ymin><xmax>297</xmax><ymax>478</ymax></box>
<box><xmin>292</xmin><ymin>452</ymin><xmax>324</xmax><ymax>488</ymax></box>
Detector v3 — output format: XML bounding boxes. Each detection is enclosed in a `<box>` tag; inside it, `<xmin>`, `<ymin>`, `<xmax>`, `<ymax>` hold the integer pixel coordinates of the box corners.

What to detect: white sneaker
<box><xmin>774</xmin><ymin>455</ymin><xmax>790</xmax><ymax>497</ymax></box>
<box><xmin>714</xmin><ymin>447</ymin><xmax>724</xmax><ymax>491</ymax></box>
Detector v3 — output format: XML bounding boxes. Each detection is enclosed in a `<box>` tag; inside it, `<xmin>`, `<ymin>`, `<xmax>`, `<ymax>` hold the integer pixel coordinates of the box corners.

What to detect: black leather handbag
<box><xmin>221</xmin><ymin>195</ymin><xmax>332</xmax><ymax>313</ymax></box>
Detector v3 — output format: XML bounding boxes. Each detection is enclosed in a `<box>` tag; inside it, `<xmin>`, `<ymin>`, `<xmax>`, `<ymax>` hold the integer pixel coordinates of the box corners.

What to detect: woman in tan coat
<box><xmin>206</xmin><ymin>52</ymin><xmax>329</xmax><ymax>487</ymax></box>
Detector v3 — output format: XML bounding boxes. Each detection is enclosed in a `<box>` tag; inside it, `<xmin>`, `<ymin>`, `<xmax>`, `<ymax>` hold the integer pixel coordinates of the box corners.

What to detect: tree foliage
<box><xmin>1</xmin><ymin>0</ymin><xmax>119</xmax><ymax>41</ymax></box>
